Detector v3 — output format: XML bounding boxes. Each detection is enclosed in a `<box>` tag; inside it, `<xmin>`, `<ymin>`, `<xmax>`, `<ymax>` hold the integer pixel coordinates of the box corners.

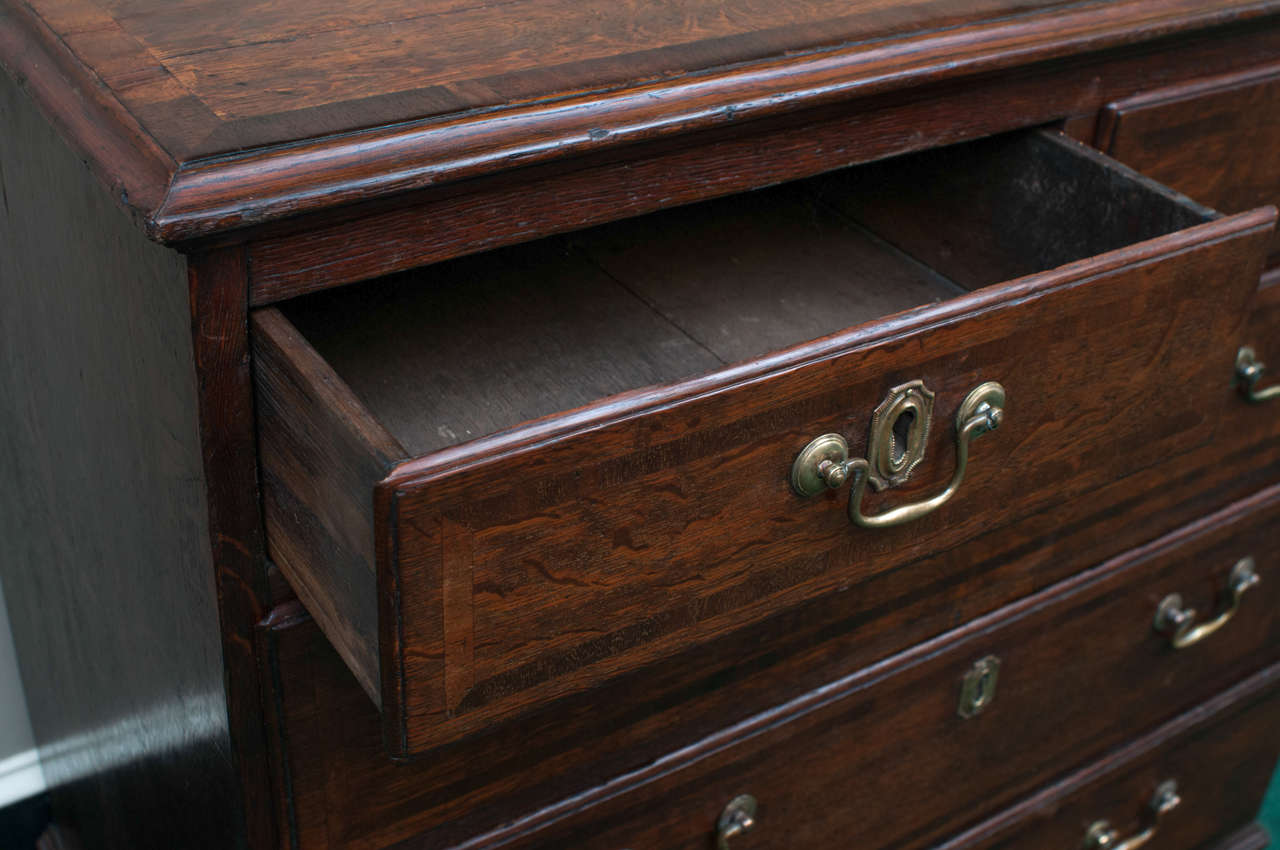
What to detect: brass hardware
<box><xmin>1236</xmin><ymin>347</ymin><xmax>1280</xmax><ymax>403</ymax></box>
<box><xmin>791</xmin><ymin>381</ymin><xmax>1006</xmax><ymax>528</ymax></box>
<box><xmin>716</xmin><ymin>794</ymin><xmax>757</xmax><ymax>849</ymax></box>
<box><xmin>867</xmin><ymin>380</ymin><xmax>935</xmax><ymax>490</ymax></box>
<box><xmin>1083</xmin><ymin>779</ymin><xmax>1181</xmax><ymax>850</ymax></box>
<box><xmin>1154</xmin><ymin>557</ymin><xmax>1259</xmax><ymax>649</ymax></box>
<box><xmin>958</xmin><ymin>655</ymin><xmax>1000</xmax><ymax>718</ymax></box>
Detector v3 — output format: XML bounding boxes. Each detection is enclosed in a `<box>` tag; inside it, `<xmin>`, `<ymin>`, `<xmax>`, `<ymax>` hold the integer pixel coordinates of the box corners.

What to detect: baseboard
<box><xmin>0</xmin><ymin>750</ymin><xmax>45</xmax><ymax>809</ymax></box>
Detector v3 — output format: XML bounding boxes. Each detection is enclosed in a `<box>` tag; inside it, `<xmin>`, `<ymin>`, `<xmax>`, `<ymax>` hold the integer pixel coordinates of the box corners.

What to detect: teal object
<box><xmin>1262</xmin><ymin>763</ymin><xmax>1280</xmax><ymax>843</ymax></box>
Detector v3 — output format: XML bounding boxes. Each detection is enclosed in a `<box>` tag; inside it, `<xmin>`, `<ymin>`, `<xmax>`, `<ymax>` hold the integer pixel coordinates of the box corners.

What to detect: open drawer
<box><xmin>252</xmin><ymin>129</ymin><xmax>1276</xmax><ymax>758</ymax></box>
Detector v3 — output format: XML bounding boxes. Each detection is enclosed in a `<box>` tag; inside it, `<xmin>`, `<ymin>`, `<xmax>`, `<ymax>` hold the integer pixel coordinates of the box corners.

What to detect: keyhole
<box><xmin>891</xmin><ymin>408</ymin><xmax>916</xmax><ymax>467</ymax></box>
<box><xmin>974</xmin><ymin>671</ymin><xmax>993</xmax><ymax>706</ymax></box>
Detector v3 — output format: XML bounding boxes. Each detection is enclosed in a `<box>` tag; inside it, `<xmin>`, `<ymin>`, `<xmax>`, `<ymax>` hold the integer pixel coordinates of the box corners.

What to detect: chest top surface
<box><xmin>1</xmin><ymin>0</ymin><xmax>1278</xmax><ymax>241</ymax></box>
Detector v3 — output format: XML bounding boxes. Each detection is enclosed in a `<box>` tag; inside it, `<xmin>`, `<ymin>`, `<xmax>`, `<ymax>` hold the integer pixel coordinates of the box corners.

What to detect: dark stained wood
<box><xmin>483</xmin><ymin>601</ymin><xmax>1280</xmax><ymax>850</ymax></box>
<box><xmin>258</xmin><ymin>488</ymin><xmax>1280</xmax><ymax>848</ymax></box>
<box><xmin>0</xmin><ymin>70</ymin><xmax>245</xmax><ymax>850</ymax></box>
<box><xmin>1099</xmin><ymin>62</ymin><xmax>1280</xmax><ymax>261</ymax></box>
<box><xmin>375</xmin><ymin>202</ymin><xmax>1272</xmax><ymax>752</ymax></box>
<box><xmin>0</xmin><ymin>0</ymin><xmax>173</xmax><ymax>220</ymax></box>
<box><xmin>243</xmin><ymin>19</ymin><xmax>1280</xmax><ymax>304</ymax></box>
<box><xmin>254</xmin><ymin>130</ymin><xmax>1276</xmax><ymax>757</ymax></box>
<box><xmin>187</xmin><ymin>245</ymin><xmax>278</xmax><ymax>850</ymax></box>
<box><xmin>569</xmin><ymin>186</ymin><xmax>964</xmax><ymax>365</ymax></box>
<box><xmin>816</xmin><ymin>130</ymin><xmax>1212</xmax><ymax>289</ymax></box>
<box><xmin>934</xmin><ymin>666</ymin><xmax>1280</xmax><ymax>850</ymax></box>
<box><xmin>264</xmin><ymin>436</ymin><xmax>1280</xmax><ymax>848</ymax></box>
<box><xmin>5</xmin><ymin>0</ymin><xmax>1280</xmax><ymax>242</ymax></box>
<box><xmin>280</xmin><ymin>238</ymin><xmax>727</xmax><ymax>457</ymax></box>
<box><xmin>253</xmin><ymin>308</ymin><xmax>405</xmax><ymax>703</ymax></box>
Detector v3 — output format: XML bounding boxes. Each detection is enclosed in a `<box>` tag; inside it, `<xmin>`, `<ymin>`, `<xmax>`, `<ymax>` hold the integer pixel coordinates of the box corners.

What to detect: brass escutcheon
<box><xmin>958</xmin><ymin>655</ymin><xmax>1000</xmax><ymax>719</ymax></box>
<box><xmin>790</xmin><ymin>380</ymin><xmax>1006</xmax><ymax>528</ymax></box>
<box><xmin>866</xmin><ymin>380</ymin><xmax>934</xmax><ymax>490</ymax></box>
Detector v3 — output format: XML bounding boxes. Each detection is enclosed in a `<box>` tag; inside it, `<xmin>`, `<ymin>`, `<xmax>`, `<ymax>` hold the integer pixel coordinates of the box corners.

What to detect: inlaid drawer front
<box><xmin>252</xmin><ymin>128</ymin><xmax>1275</xmax><ymax>757</ymax></box>
<box><xmin>486</xmin><ymin>490</ymin><xmax>1280</xmax><ymax>850</ymax></box>
<box><xmin>1099</xmin><ymin>63</ymin><xmax>1280</xmax><ymax>263</ymax></box>
<box><xmin>940</xmin><ymin>667</ymin><xmax>1280</xmax><ymax>850</ymax></box>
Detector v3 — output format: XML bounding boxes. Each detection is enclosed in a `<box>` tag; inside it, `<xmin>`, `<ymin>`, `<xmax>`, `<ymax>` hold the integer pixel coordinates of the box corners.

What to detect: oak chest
<box><xmin>2</xmin><ymin>1</ymin><xmax>1279</xmax><ymax>848</ymax></box>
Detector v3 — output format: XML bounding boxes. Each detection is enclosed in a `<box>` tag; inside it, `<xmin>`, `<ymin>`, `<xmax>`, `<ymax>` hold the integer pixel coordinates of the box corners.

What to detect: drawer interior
<box><xmin>280</xmin><ymin>129</ymin><xmax>1215</xmax><ymax>457</ymax></box>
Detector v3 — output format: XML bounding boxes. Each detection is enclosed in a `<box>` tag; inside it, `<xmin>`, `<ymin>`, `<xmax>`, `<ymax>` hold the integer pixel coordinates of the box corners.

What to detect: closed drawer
<box><xmin>252</xmin><ymin>128</ymin><xmax>1276</xmax><ymax>758</ymax></box>
<box><xmin>474</xmin><ymin>487</ymin><xmax>1280</xmax><ymax>850</ymax></box>
<box><xmin>258</xmin><ymin>487</ymin><xmax>1280</xmax><ymax>849</ymax></box>
<box><xmin>940</xmin><ymin>669</ymin><xmax>1280</xmax><ymax>850</ymax></box>
<box><xmin>1098</xmin><ymin>63</ymin><xmax>1280</xmax><ymax>263</ymax></box>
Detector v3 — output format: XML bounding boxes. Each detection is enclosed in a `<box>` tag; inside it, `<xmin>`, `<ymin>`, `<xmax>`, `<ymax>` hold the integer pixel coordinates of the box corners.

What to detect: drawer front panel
<box><xmin>942</xmin><ymin>670</ymin><xmax>1280</xmax><ymax>850</ymax></box>
<box><xmin>483</xmin><ymin>490</ymin><xmax>1280</xmax><ymax>850</ymax></box>
<box><xmin>1100</xmin><ymin>63</ymin><xmax>1280</xmax><ymax>262</ymax></box>
<box><xmin>380</xmin><ymin>209</ymin><xmax>1272</xmax><ymax>754</ymax></box>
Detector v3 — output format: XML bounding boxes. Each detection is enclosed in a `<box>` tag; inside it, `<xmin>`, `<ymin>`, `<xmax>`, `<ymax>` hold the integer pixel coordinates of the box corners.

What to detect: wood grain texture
<box><xmin>187</xmin><ymin>245</ymin><xmax>278</xmax><ymax>850</ymax></box>
<box><xmin>373</xmin><ymin>194</ymin><xmax>1274</xmax><ymax>751</ymax></box>
<box><xmin>1100</xmin><ymin>62</ymin><xmax>1280</xmax><ymax>262</ymax></box>
<box><xmin>0</xmin><ymin>70</ymin><xmax>243</xmax><ymax>850</ymax></box>
<box><xmin>258</xmin><ymin>488</ymin><xmax>1280</xmax><ymax>848</ymax></box>
<box><xmin>252</xmin><ymin>131</ymin><xmax>1276</xmax><ymax>756</ymax></box>
<box><xmin>254</xmin><ymin>307</ymin><xmax>405</xmax><ymax>704</ymax></box>
<box><xmin>281</xmin><ymin>238</ymin><xmax>727</xmax><ymax>457</ymax></box>
<box><xmin>482</xmin><ymin>562</ymin><xmax>1280</xmax><ymax>850</ymax></box>
<box><xmin>933</xmin><ymin>666</ymin><xmax>1280</xmax><ymax>850</ymax></box>
<box><xmin>5</xmin><ymin>0</ymin><xmax>1280</xmax><ymax>241</ymax></box>
<box><xmin>815</xmin><ymin>129</ymin><xmax>1213</xmax><ymax>289</ymax></box>
<box><xmin>243</xmin><ymin>19</ymin><xmax>1280</xmax><ymax>305</ymax></box>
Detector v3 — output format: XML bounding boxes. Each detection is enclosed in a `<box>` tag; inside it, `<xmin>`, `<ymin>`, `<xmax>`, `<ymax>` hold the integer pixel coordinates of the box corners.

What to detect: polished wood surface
<box><xmin>3</xmin><ymin>0</ymin><xmax>1279</xmax><ymax>241</ymax></box>
<box><xmin>255</xmin><ymin>129</ymin><xmax>1274</xmax><ymax>756</ymax></box>
<box><xmin>5</xmin><ymin>1</ymin><xmax>1280</xmax><ymax>846</ymax></box>
<box><xmin>937</xmin><ymin>665</ymin><xmax>1280</xmax><ymax>850</ymax></box>
<box><xmin>501</xmin><ymin>668</ymin><xmax>1280</xmax><ymax>850</ymax></box>
<box><xmin>0</xmin><ymin>69</ymin><xmax>245</xmax><ymax>850</ymax></box>
<box><xmin>254</xmin><ymin>307</ymin><xmax>404</xmax><ymax>702</ymax></box>
<box><xmin>258</xmin><ymin>486</ymin><xmax>1280</xmax><ymax>848</ymax></box>
<box><xmin>188</xmin><ymin>245</ymin><xmax>278</xmax><ymax>850</ymax></box>
<box><xmin>244</xmin><ymin>21</ymin><xmax>1280</xmax><ymax>304</ymax></box>
<box><xmin>1100</xmin><ymin>63</ymin><xmax>1280</xmax><ymax>262</ymax></box>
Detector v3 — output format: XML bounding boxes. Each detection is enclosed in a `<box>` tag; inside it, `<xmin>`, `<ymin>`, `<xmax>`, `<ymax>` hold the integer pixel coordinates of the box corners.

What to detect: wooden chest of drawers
<box><xmin>2</xmin><ymin>1</ymin><xmax>1279</xmax><ymax>848</ymax></box>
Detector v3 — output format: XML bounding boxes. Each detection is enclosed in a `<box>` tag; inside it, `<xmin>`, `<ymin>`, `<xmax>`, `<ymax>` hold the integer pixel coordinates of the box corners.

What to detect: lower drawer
<box><xmin>259</xmin><ymin>485</ymin><xmax>1280</xmax><ymax>849</ymax></box>
<box><xmin>939</xmin><ymin>665</ymin><xmax>1280</xmax><ymax>850</ymax></box>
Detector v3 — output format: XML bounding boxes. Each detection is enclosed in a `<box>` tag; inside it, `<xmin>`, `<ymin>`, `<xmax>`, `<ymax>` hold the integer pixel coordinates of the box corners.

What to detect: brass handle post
<box><xmin>1083</xmin><ymin>780</ymin><xmax>1181</xmax><ymax>850</ymax></box>
<box><xmin>1154</xmin><ymin>557</ymin><xmax>1259</xmax><ymax>649</ymax></box>
<box><xmin>1236</xmin><ymin>347</ymin><xmax>1280</xmax><ymax>403</ymax></box>
<box><xmin>716</xmin><ymin>795</ymin><xmax>757</xmax><ymax>849</ymax></box>
<box><xmin>791</xmin><ymin>381</ymin><xmax>1005</xmax><ymax>529</ymax></box>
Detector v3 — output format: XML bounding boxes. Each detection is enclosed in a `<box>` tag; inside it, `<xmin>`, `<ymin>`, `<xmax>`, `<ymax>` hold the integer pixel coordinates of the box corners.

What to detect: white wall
<box><xmin>0</xmin><ymin>576</ymin><xmax>43</xmax><ymax>807</ymax></box>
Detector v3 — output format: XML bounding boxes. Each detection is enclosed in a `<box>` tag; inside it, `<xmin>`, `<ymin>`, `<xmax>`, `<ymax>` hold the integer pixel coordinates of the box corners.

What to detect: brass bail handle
<box><xmin>1083</xmin><ymin>779</ymin><xmax>1181</xmax><ymax>850</ymax></box>
<box><xmin>791</xmin><ymin>381</ymin><xmax>1006</xmax><ymax>528</ymax></box>
<box><xmin>1153</xmin><ymin>557</ymin><xmax>1260</xmax><ymax>649</ymax></box>
<box><xmin>1236</xmin><ymin>347</ymin><xmax>1280</xmax><ymax>403</ymax></box>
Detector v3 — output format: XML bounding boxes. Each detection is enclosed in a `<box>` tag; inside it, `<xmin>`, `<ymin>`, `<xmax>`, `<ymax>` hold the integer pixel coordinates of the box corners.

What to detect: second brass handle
<box><xmin>791</xmin><ymin>381</ymin><xmax>1006</xmax><ymax>528</ymax></box>
<box><xmin>1153</xmin><ymin>557</ymin><xmax>1259</xmax><ymax>649</ymax></box>
<box><xmin>1083</xmin><ymin>780</ymin><xmax>1181</xmax><ymax>850</ymax></box>
<box><xmin>1236</xmin><ymin>347</ymin><xmax>1280</xmax><ymax>403</ymax></box>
